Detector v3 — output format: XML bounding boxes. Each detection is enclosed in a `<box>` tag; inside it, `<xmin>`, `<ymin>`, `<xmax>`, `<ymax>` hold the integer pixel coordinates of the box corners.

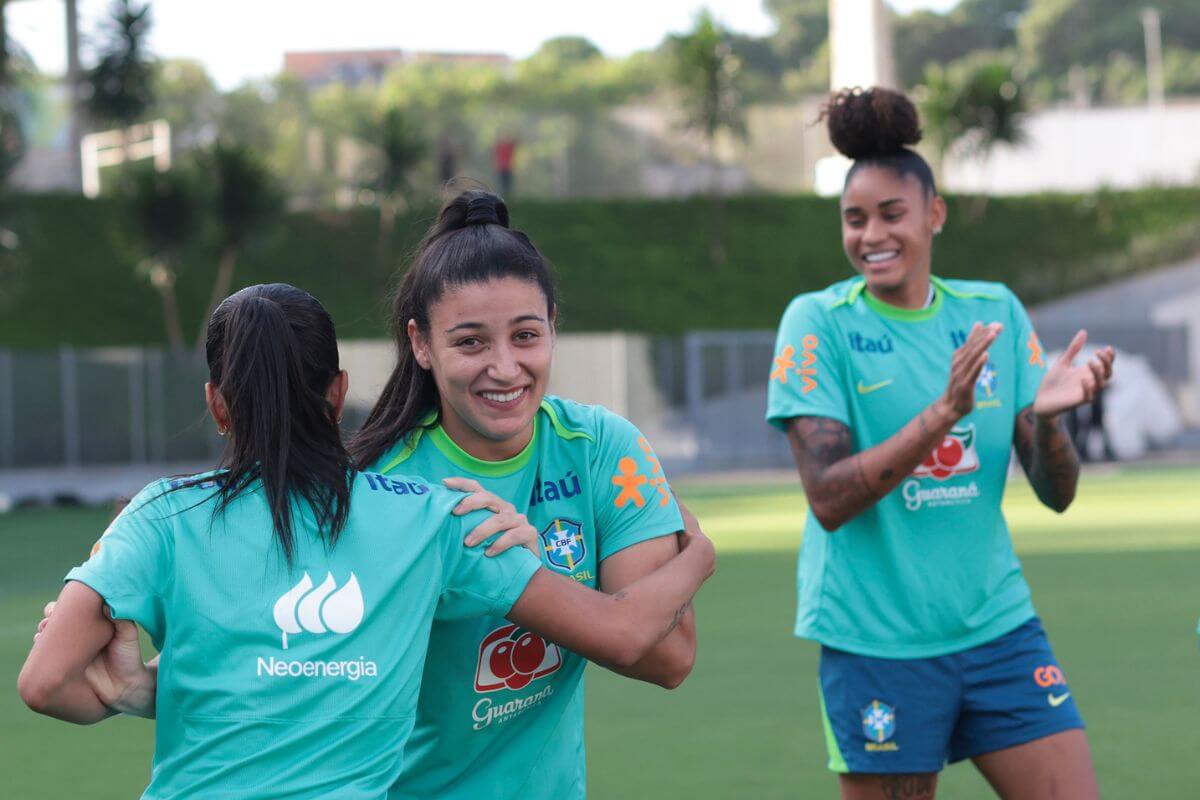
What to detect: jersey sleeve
<box><xmin>766</xmin><ymin>295</ymin><xmax>850</xmax><ymax>430</ymax></box>
<box><xmin>435</xmin><ymin>508</ymin><xmax>542</xmax><ymax>621</ymax></box>
<box><xmin>1007</xmin><ymin>288</ymin><xmax>1047</xmax><ymax>411</ymax></box>
<box><xmin>591</xmin><ymin>410</ymin><xmax>684</xmax><ymax>561</ymax></box>
<box><xmin>64</xmin><ymin>481</ymin><xmax>173</xmax><ymax>644</ymax></box>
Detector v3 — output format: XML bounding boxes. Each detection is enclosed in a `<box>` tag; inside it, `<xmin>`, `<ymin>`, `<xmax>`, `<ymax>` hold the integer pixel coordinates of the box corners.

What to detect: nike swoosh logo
<box><xmin>1048</xmin><ymin>692</ymin><xmax>1071</xmax><ymax>707</ymax></box>
<box><xmin>856</xmin><ymin>379</ymin><xmax>894</xmax><ymax>395</ymax></box>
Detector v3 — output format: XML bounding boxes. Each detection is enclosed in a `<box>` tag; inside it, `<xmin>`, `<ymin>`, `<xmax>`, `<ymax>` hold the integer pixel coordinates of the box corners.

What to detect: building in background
<box><xmin>282</xmin><ymin>49</ymin><xmax>511</xmax><ymax>88</ymax></box>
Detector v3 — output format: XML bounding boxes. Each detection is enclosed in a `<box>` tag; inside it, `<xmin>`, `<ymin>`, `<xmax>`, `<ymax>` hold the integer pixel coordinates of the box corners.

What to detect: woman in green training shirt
<box><xmin>767</xmin><ymin>88</ymin><xmax>1113</xmax><ymax>800</ymax></box>
<box><xmin>354</xmin><ymin>190</ymin><xmax>700</xmax><ymax>800</ymax></box>
<box><xmin>19</xmin><ymin>283</ymin><xmax>714</xmax><ymax>799</ymax></box>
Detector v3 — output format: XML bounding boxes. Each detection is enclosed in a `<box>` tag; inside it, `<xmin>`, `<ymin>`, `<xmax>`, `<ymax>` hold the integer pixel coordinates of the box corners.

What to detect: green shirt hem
<box><xmin>798</xmin><ymin>603</ymin><xmax>1037</xmax><ymax>660</ymax></box>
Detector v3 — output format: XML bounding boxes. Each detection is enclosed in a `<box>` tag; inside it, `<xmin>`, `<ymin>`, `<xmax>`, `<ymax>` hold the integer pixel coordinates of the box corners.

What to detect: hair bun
<box><xmin>823</xmin><ymin>87</ymin><xmax>922</xmax><ymax>160</ymax></box>
<box><xmin>465</xmin><ymin>194</ymin><xmax>505</xmax><ymax>227</ymax></box>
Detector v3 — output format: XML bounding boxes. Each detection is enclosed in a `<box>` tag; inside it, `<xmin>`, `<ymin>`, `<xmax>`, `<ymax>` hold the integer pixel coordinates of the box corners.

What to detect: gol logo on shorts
<box><xmin>1033</xmin><ymin>665</ymin><xmax>1066</xmax><ymax>688</ymax></box>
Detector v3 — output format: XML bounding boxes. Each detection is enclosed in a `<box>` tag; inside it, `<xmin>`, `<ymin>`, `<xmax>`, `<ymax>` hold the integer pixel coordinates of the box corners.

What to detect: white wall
<box><xmin>943</xmin><ymin>103</ymin><xmax>1200</xmax><ymax>195</ymax></box>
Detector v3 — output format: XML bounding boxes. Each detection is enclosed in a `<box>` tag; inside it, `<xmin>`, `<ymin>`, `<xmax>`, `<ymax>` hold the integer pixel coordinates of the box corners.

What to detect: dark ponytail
<box><xmin>205</xmin><ymin>283</ymin><xmax>353</xmax><ymax>564</ymax></box>
<box><xmin>821</xmin><ymin>86</ymin><xmax>937</xmax><ymax>196</ymax></box>
<box><xmin>350</xmin><ymin>189</ymin><xmax>556</xmax><ymax>469</ymax></box>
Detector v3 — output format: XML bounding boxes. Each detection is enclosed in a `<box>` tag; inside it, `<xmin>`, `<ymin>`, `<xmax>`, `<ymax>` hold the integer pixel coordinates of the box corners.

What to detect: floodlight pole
<box><xmin>65</xmin><ymin>0</ymin><xmax>83</xmax><ymax>190</ymax></box>
<box><xmin>1141</xmin><ymin>7</ymin><xmax>1165</xmax><ymax>108</ymax></box>
<box><xmin>1</xmin><ymin>1</ymin><xmax>9</xmax><ymax>88</ymax></box>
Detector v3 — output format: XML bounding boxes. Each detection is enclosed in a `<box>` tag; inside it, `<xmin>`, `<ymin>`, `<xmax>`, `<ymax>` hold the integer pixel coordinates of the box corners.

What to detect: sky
<box><xmin>8</xmin><ymin>0</ymin><xmax>962</xmax><ymax>90</ymax></box>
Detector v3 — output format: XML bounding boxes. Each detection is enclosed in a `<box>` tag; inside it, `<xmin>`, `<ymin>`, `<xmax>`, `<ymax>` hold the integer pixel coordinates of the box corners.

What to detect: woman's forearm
<box><xmin>19</xmin><ymin>582</ymin><xmax>123</xmax><ymax>725</ymax></box>
<box><xmin>508</xmin><ymin>535</ymin><xmax>714</xmax><ymax>670</ymax></box>
<box><xmin>787</xmin><ymin>401</ymin><xmax>959</xmax><ymax>531</ymax></box>
<box><xmin>17</xmin><ymin>669</ymin><xmax>116</xmax><ymax>724</ymax></box>
<box><xmin>1014</xmin><ymin>408</ymin><xmax>1079</xmax><ymax>512</ymax></box>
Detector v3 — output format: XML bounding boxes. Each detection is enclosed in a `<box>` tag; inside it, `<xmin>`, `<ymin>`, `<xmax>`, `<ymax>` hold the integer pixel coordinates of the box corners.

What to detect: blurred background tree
<box><xmin>669</xmin><ymin>9</ymin><xmax>746</xmax><ymax>264</ymax></box>
<box><xmin>355</xmin><ymin>105</ymin><xmax>427</xmax><ymax>266</ymax></box>
<box><xmin>194</xmin><ymin>142</ymin><xmax>280</xmax><ymax>348</ymax></box>
<box><xmin>920</xmin><ymin>53</ymin><xmax>1027</xmax><ymax>217</ymax></box>
<box><xmin>121</xmin><ymin>164</ymin><xmax>199</xmax><ymax>353</ymax></box>
<box><xmin>84</xmin><ymin>0</ymin><xmax>155</xmax><ymax>133</ymax></box>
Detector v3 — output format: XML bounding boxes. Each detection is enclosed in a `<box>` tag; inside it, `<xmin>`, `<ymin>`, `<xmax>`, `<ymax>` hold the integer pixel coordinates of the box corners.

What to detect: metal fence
<box><xmin>676</xmin><ymin>331</ymin><xmax>792</xmax><ymax>472</ymax></box>
<box><xmin>1</xmin><ymin>323</ymin><xmax>1192</xmax><ymax>475</ymax></box>
<box><xmin>0</xmin><ymin>347</ymin><xmax>220</xmax><ymax>469</ymax></box>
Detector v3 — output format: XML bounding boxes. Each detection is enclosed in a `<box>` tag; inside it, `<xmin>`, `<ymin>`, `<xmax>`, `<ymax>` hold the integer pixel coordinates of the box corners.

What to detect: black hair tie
<box><xmin>465</xmin><ymin>197</ymin><xmax>501</xmax><ymax>226</ymax></box>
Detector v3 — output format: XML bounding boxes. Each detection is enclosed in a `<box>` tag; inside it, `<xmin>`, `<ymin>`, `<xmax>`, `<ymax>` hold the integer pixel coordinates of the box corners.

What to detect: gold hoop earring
<box><xmin>217</xmin><ymin>425</ymin><xmax>228</xmax><ymax>436</ymax></box>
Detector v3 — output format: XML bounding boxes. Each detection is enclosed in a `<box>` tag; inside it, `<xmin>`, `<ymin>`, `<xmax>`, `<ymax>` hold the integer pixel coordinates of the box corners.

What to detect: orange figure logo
<box><xmin>612</xmin><ymin>456</ymin><xmax>648</xmax><ymax>509</ymax></box>
<box><xmin>799</xmin><ymin>335</ymin><xmax>819</xmax><ymax>394</ymax></box>
<box><xmin>1027</xmin><ymin>332</ymin><xmax>1045</xmax><ymax>368</ymax></box>
<box><xmin>637</xmin><ymin>437</ymin><xmax>672</xmax><ymax>507</ymax></box>
<box><xmin>771</xmin><ymin>345</ymin><xmax>796</xmax><ymax>384</ymax></box>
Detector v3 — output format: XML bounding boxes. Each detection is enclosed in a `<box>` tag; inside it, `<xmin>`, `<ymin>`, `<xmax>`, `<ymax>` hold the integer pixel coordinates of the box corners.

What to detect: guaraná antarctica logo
<box><xmin>913</xmin><ymin>425</ymin><xmax>980</xmax><ymax>480</ymax></box>
<box><xmin>902</xmin><ymin>425</ymin><xmax>983</xmax><ymax>511</ymax></box>
<box><xmin>471</xmin><ymin>623</ymin><xmax>562</xmax><ymax>730</ymax></box>
<box><xmin>474</xmin><ymin>623</ymin><xmax>562</xmax><ymax>693</ymax></box>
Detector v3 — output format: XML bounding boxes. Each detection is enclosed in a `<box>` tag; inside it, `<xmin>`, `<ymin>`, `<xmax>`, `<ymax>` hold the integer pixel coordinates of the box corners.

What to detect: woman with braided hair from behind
<box><xmin>767</xmin><ymin>87</ymin><xmax>1113</xmax><ymax>799</ymax></box>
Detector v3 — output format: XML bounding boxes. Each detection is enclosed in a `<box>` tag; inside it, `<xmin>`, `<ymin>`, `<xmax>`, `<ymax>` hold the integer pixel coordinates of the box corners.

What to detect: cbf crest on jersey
<box><xmin>539</xmin><ymin>518</ymin><xmax>586</xmax><ymax>573</ymax></box>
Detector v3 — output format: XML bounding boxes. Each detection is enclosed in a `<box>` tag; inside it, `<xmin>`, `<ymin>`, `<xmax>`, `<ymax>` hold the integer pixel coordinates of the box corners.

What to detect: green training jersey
<box><xmin>767</xmin><ymin>276</ymin><xmax>1048</xmax><ymax>658</ymax></box>
<box><xmin>66</xmin><ymin>470</ymin><xmax>541</xmax><ymax>799</ymax></box>
<box><xmin>377</xmin><ymin>396</ymin><xmax>684</xmax><ymax>800</ymax></box>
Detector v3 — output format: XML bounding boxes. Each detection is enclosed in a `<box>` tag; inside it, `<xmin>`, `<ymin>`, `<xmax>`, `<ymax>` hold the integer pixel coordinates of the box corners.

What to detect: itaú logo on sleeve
<box><xmin>257</xmin><ymin>572</ymin><xmax>378</xmax><ymax>682</ymax></box>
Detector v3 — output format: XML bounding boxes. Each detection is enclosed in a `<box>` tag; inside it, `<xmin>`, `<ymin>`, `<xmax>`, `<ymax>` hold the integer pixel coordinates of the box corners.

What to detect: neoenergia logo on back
<box><xmin>258</xmin><ymin>572</ymin><xmax>379</xmax><ymax>682</ymax></box>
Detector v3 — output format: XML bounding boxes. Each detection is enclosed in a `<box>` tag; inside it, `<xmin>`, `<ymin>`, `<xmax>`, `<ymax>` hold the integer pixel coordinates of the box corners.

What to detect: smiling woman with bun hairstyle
<box><xmin>766</xmin><ymin>87</ymin><xmax>1113</xmax><ymax>799</ymax></box>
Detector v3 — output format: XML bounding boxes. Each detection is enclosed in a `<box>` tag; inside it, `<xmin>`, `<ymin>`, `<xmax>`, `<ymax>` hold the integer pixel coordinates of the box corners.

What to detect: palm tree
<box><xmin>920</xmin><ymin>55</ymin><xmax>1026</xmax><ymax>218</ymax></box>
<box><xmin>358</xmin><ymin>106</ymin><xmax>427</xmax><ymax>268</ymax></box>
<box><xmin>194</xmin><ymin>142</ymin><xmax>280</xmax><ymax>350</ymax></box>
<box><xmin>122</xmin><ymin>164</ymin><xmax>198</xmax><ymax>353</ymax></box>
<box><xmin>84</xmin><ymin>0</ymin><xmax>155</xmax><ymax>149</ymax></box>
<box><xmin>669</xmin><ymin>10</ymin><xmax>746</xmax><ymax>265</ymax></box>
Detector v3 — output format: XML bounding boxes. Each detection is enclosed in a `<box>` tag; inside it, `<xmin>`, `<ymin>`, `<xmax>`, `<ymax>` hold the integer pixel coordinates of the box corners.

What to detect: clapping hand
<box><xmin>1033</xmin><ymin>330</ymin><xmax>1115</xmax><ymax>419</ymax></box>
<box><xmin>940</xmin><ymin>322</ymin><xmax>1003</xmax><ymax>419</ymax></box>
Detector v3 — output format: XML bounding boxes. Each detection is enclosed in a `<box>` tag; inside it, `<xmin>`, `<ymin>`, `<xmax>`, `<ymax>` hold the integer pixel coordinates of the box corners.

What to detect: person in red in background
<box><xmin>494</xmin><ymin>136</ymin><xmax>517</xmax><ymax>197</ymax></box>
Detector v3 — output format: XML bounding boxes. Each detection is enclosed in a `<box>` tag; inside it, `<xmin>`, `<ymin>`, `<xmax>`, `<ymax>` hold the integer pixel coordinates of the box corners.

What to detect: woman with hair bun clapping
<box><xmin>767</xmin><ymin>87</ymin><xmax>1112</xmax><ymax>799</ymax></box>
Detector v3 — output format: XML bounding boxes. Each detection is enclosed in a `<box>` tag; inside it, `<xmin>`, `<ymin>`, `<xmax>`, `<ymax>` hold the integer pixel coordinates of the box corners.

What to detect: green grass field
<box><xmin>3</xmin><ymin>466</ymin><xmax>1198</xmax><ymax>798</ymax></box>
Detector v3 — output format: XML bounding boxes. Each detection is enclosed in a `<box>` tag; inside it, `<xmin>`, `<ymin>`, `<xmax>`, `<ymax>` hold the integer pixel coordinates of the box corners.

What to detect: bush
<box><xmin>1</xmin><ymin>188</ymin><xmax>1198</xmax><ymax>346</ymax></box>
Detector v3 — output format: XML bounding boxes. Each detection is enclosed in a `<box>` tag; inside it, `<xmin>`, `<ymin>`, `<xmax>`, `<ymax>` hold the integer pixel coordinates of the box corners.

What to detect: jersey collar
<box><xmin>426</xmin><ymin>416</ymin><xmax>539</xmax><ymax>477</ymax></box>
<box><xmin>844</xmin><ymin>276</ymin><xmax>946</xmax><ymax>322</ymax></box>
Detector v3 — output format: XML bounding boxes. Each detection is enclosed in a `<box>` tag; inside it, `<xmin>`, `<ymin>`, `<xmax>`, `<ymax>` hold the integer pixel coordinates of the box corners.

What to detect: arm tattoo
<box><xmin>787</xmin><ymin>417</ymin><xmax>875</xmax><ymax>529</ymax></box>
<box><xmin>669</xmin><ymin>600</ymin><xmax>692</xmax><ymax>631</ymax></box>
<box><xmin>1013</xmin><ymin>406</ymin><xmax>1079</xmax><ymax>511</ymax></box>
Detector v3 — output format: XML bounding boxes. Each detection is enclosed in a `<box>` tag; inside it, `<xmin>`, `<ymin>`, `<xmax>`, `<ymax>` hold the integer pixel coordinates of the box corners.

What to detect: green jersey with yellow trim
<box><xmin>767</xmin><ymin>276</ymin><xmax>1048</xmax><ymax>658</ymax></box>
<box><xmin>379</xmin><ymin>396</ymin><xmax>684</xmax><ymax>800</ymax></box>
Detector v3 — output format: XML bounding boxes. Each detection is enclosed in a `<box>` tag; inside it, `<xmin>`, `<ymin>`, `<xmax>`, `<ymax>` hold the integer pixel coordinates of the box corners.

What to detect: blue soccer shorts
<box><xmin>818</xmin><ymin>616</ymin><xmax>1085</xmax><ymax>774</ymax></box>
